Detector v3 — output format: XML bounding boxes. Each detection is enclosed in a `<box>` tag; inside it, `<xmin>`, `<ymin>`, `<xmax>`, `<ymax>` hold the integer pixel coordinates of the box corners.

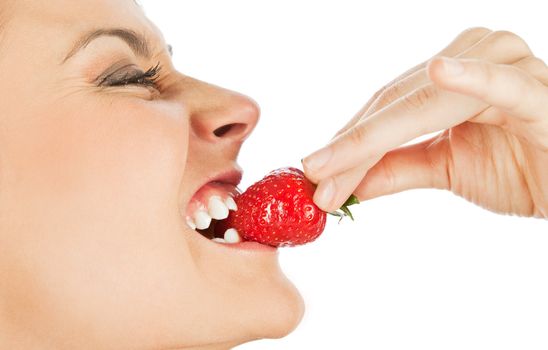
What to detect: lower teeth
<box><xmin>224</xmin><ymin>228</ymin><xmax>242</xmax><ymax>243</ymax></box>
<box><xmin>207</xmin><ymin>227</ymin><xmax>242</xmax><ymax>244</ymax></box>
<box><xmin>190</xmin><ymin>215</ymin><xmax>242</xmax><ymax>244</ymax></box>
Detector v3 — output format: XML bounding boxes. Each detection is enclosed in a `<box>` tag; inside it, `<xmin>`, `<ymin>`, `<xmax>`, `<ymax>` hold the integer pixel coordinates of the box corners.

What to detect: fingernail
<box><xmin>441</xmin><ymin>57</ymin><xmax>465</xmax><ymax>76</ymax></box>
<box><xmin>303</xmin><ymin>147</ymin><xmax>332</xmax><ymax>173</ymax></box>
<box><xmin>314</xmin><ymin>178</ymin><xmax>335</xmax><ymax>211</ymax></box>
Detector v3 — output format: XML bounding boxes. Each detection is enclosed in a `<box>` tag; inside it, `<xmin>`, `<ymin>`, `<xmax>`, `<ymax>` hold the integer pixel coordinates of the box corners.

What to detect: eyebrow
<box><xmin>63</xmin><ymin>28</ymin><xmax>152</xmax><ymax>63</ymax></box>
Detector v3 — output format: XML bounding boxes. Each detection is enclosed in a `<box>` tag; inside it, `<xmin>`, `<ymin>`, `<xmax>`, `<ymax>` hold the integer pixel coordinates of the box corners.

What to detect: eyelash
<box><xmin>100</xmin><ymin>62</ymin><xmax>162</xmax><ymax>88</ymax></box>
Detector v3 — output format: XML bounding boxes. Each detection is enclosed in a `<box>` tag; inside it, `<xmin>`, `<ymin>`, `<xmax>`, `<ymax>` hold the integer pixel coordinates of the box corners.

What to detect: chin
<box><xmin>232</xmin><ymin>272</ymin><xmax>305</xmax><ymax>347</ymax></box>
<box><xmin>191</xmin><ymin>233</ymin><xmax>306</xmax><ymax>346</ymax></box>
<box><xmin>180</xmin><ymin>164</ymin><xmax>306</xmax><ymax>347</ymax></box>
<box><xmin>259</xmin><ymin>275</ymin><xmax>305</xmax><ymax>340</ymax></box>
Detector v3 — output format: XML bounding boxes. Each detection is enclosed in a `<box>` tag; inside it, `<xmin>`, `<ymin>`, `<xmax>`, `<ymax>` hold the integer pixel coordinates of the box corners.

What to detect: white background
<box><xmin>140</xmin><ymin>1</ymin><xmax>547</xmax><ymax>349</ymax></box>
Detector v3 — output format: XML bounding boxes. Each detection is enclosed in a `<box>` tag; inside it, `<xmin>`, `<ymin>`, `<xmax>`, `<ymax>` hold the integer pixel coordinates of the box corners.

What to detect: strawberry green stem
<box><xmin>328</xmin><ymin>194</ymin><xmax>360</xmax><ymax>222</ymax></box>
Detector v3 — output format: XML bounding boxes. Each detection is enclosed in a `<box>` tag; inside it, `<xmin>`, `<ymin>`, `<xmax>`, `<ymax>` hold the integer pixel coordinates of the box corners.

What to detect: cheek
<box><xmin>1</xmin><ymin>98</ymin><xmax>207</xmax><ymax>344</ymax></box>
<box><xmin>10</xmin><ymin>98</ymin><xmax>189</xmax><ymax>218</ymax></box>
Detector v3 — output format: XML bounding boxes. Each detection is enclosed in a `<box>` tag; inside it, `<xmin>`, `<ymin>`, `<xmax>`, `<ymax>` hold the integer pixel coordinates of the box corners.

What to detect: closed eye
<box><xmin>98</xmin><ymin>62</ymin><xmax>162</xmax><ymax>88</ymax></box>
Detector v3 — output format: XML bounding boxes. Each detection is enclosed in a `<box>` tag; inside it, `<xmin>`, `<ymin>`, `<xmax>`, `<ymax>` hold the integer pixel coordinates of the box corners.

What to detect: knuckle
<box><xmin>489</xmin><ymin>30</ymin><xmax>520</xmax><ymax>44</ymax></box>
<box><xmin>347</xmin><ymin>124</ymin><xmax>369</xmax><ymax>149</ymax></box>
<box><xmin>529</xmin><ymin>56</ymin><xmax>547</xmax><ymax>68</ymax></box>
<box><xmin>375</xmin><ymin>80</ymin><xmax>406</xmax><ymax>110</ymax></box>
<box><xmin>487</xmin><ymin>30</ymin><xmax>531</xmax><ymax>56</ymax></box>
<box><xmin>477</xmin><ymin>60</ymin><xmax>496</xmax><ymax>87</ymax></box>
<box><xmin>380</xmin><ymin>155</ymin><xmax>396</xmax><ymax>192</ymax></box>
<box><xmin>520</xmin><ymin>57</ymin><xmax>548</xmax><ymax>74</ymax></box>
<box><xmin>459</xmin><ymin>26</ymin><xmax>492</xmax><ymax>39</ymax></box>
<box><xmin>513</xmin><ymin>56</ymin><xmax>548</xmax><ymax>85</ymax></box>
<box><xmin>473</xmin><ymin>60</ymin><xmax>503</xmax><ymax>101</ymax></box>
<box><xmin>443</xmin><ymin>27</ymin><xmax>492</xmax><ymax>56</ymax></box>
<box><xmin>371</xmin><ymin>87</ymin><xmax>386</xmax><ymax>102</ymax></box>
<box><xmin>497</xmin><ymin>65</ymin><xmax>530</xmax><ymax>111</ymax></box>
<box><xmin>371</xmin><ymin>81</ymin><xmax>394</xmax><ymax>106</ymax></box>
<box><xmin>402</xmin><ymin>85</ymin><xmax>439</xmax><ymax>112</ymax></box>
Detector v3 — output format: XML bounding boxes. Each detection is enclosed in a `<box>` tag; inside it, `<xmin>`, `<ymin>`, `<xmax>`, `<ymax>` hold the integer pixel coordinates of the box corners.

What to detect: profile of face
<box><xmin>0</xmin><ymin>1</ymin><xmax>304</xmax><ymax>349</ymax></box>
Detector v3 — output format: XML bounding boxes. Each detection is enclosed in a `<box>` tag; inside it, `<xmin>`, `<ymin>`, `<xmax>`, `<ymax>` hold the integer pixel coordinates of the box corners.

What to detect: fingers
<box><xmin>318</xmin><ymin>55</ymin><xmax>548</xmax><ymax>209</ymax></box>
<box><xmin>313</xmin><ymin>163</ymin><xmax>371</xmax><ymax>212</ymax></box>
<box><xmin>354</xmin><ymin>133</ymin><xmax>451</xmax><ymax>200</ymax></box>
<box><xmin>465</xmin><ymin>56</ymin><xmax>548</xmax><ymax>128</ymax></box>
<box><xmin>334</xmin><ymin>27</ymin><xmax>493</xmax><ymax>138</ymax></box>
<box><xmin>513</xmin><ymin>56</ymin><xmax>548</xmax><ymax>84</ymax></box>
<box><xmin>312</xmin><ymin>128</ymin><xmax>453</xmax><ymax>211</ymax></box>
<box><xmin>428</xmin><ymin>56</ymin><xmax>548</xmax><ymax>124</ymax></box>
<box><xmin>363</xmin><ymin>28</ymin><xmax>494</xmax><ymax>113</ymax></box>
<box><xmin>362</xmin><ymin>29</ymin><xmax>532</xmax><ymax>120</ymax></box>
<box><xmin>304</xmin><ymin>84</ymin><xmax>488</xmax><ymax>210</ymax></box>
<box><xmin>333</xmin><ymin>29</ymin><xmax>533</xmax><ymax>143</ymax></box>
<box><xmin>304</xmin><ymin>29</ymin><xmax>542</xmax><ymax>211</ymax></box>
<box><xmin>439</xmin><ymin>27</ymin><xmax>494</xmax><ymax>57</ymax></box>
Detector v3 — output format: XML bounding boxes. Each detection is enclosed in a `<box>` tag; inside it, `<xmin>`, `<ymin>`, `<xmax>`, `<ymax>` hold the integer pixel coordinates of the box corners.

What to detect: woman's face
<box><xmin>0</xmin><ymin>1</ymin><xmax>303</xmax><ymax>349</ymax></box>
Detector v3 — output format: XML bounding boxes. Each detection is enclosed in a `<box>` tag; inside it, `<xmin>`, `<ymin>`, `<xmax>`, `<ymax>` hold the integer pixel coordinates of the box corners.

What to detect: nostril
<box><xmin>214</xmin><ymin>124</ymin><xmax>233</xmax><ymax>137</ymax></box>
<box><xmin>213</xmin><ymin>123</ymin><xmax>247</xmax><ymax>138</ymax></box>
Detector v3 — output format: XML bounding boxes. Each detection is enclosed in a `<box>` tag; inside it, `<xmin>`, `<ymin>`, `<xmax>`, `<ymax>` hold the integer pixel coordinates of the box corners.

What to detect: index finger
<box><xmin>303</xmin><ymin>84</ymin><xmax>488</xmax><ymax>183</ymax></box>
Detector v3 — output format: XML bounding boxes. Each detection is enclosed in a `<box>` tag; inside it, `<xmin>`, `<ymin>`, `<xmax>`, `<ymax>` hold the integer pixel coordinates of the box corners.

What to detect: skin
<box><xmin>0</xmin><ymin>1</ymin><xmax>304</xmax><ymax>349</ymax></box>
<box><xmin>304</xmin><ymin>28</ymin><xmax>548</xmax><ymax>218</ymax></box>
<box><xmin>1</xmin><ymin>4</ymin><xmax>543</xmax><ymax>350</ymax></box>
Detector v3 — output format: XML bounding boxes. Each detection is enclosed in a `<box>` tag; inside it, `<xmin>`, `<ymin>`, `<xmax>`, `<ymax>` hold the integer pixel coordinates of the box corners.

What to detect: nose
<box><xmin>187</xmin><ymin>81</ymin><xmax>260</xmax><ymax>144</ymax></box>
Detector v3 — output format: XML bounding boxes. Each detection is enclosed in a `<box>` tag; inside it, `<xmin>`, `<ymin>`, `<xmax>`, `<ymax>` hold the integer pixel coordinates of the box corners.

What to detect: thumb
<box><xmin>355</xmin><ymin>134</ymin><xmax>451</xmax><ymax>200</ymax></box>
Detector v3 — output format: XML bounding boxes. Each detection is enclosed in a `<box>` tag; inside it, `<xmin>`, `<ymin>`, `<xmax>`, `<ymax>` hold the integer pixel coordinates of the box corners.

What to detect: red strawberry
<box><xmin>216</xmin><ymin>167</ymin><xmax>358</xmax><ymax>247</ymax></box>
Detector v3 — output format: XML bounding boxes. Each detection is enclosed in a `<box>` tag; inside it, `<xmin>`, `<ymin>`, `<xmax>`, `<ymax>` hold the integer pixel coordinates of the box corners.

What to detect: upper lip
<box><xmin>190</xmin><ymin>166</ymin><xmax>243</xmax><ymax>199</ymax></box>
<box><xmin>207</xmin><ymin>168</ymin><xmax>243</xmax><ymax>188</ymax></box>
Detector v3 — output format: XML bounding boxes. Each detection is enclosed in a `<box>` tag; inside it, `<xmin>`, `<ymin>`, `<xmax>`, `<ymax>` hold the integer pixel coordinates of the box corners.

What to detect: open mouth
<box><xmin>185</xmin><ymin>171</ymin><xmax>244</xmax><ymax>244</ymax></box>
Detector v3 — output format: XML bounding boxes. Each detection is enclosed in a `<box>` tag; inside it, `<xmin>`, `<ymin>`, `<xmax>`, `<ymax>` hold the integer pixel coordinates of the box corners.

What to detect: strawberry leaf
<box><xmin>343</xmin><ymin>195</ymin><xmax>360</xmax><ymax>207</ymax></box>
<box><xmin>340</xmin><ymin>206</ymin><xmax>354</xmax><ymax>221</ymax></box>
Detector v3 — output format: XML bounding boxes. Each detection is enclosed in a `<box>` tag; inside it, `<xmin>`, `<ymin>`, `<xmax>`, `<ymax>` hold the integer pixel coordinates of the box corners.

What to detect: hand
<box><xmin>303</xmin><ymin>28</ymin><xmax>548</xmax><ymax>218</ymax></box>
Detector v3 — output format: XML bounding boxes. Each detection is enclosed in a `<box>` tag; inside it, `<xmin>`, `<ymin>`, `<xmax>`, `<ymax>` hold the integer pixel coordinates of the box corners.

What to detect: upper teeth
<box><xmin>208</xmin><ymin>196</ymin><xmax>230</xmax><ymax>220</ymax></box>
<box><xmin>225</xmin><ymin>197</ymin><xmax>238</xmax><ymax>211</ymax></box>
<box><xmin>194</xmin><ymin>210</ymin><xmax>212</xmax><ymax>230</ymax></box>
<box><xmin>186</xmin><ymin>195</ymin><xmax>241</xmax><ymax>244</ymax></box>
<box><xmin>186</xmin><ymin>217</ymin><xmax>197</xmax><ymax>230</ymax></box>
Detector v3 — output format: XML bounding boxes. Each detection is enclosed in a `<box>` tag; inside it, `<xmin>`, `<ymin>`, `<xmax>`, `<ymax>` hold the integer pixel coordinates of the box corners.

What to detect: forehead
<box><xmin>14</xmin><ymin>0</ymin><xmax>139</xmax><ymax>20</ymax></box>
<box><xmin>3</xmin><ymin>0</ymin><xmax>165</xmax><ymax>61</ymax></box>
<box><xmin>11</xmin><ymin>0</ymin><xmax>157</xmax><ymax>35</ymax></box>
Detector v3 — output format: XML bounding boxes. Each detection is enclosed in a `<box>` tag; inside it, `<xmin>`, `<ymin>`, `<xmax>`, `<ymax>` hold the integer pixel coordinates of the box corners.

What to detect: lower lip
<box><xmin>217</xmin><ymin>240</ymin><xmax>278</xmax><ymax>252</ymax></box>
